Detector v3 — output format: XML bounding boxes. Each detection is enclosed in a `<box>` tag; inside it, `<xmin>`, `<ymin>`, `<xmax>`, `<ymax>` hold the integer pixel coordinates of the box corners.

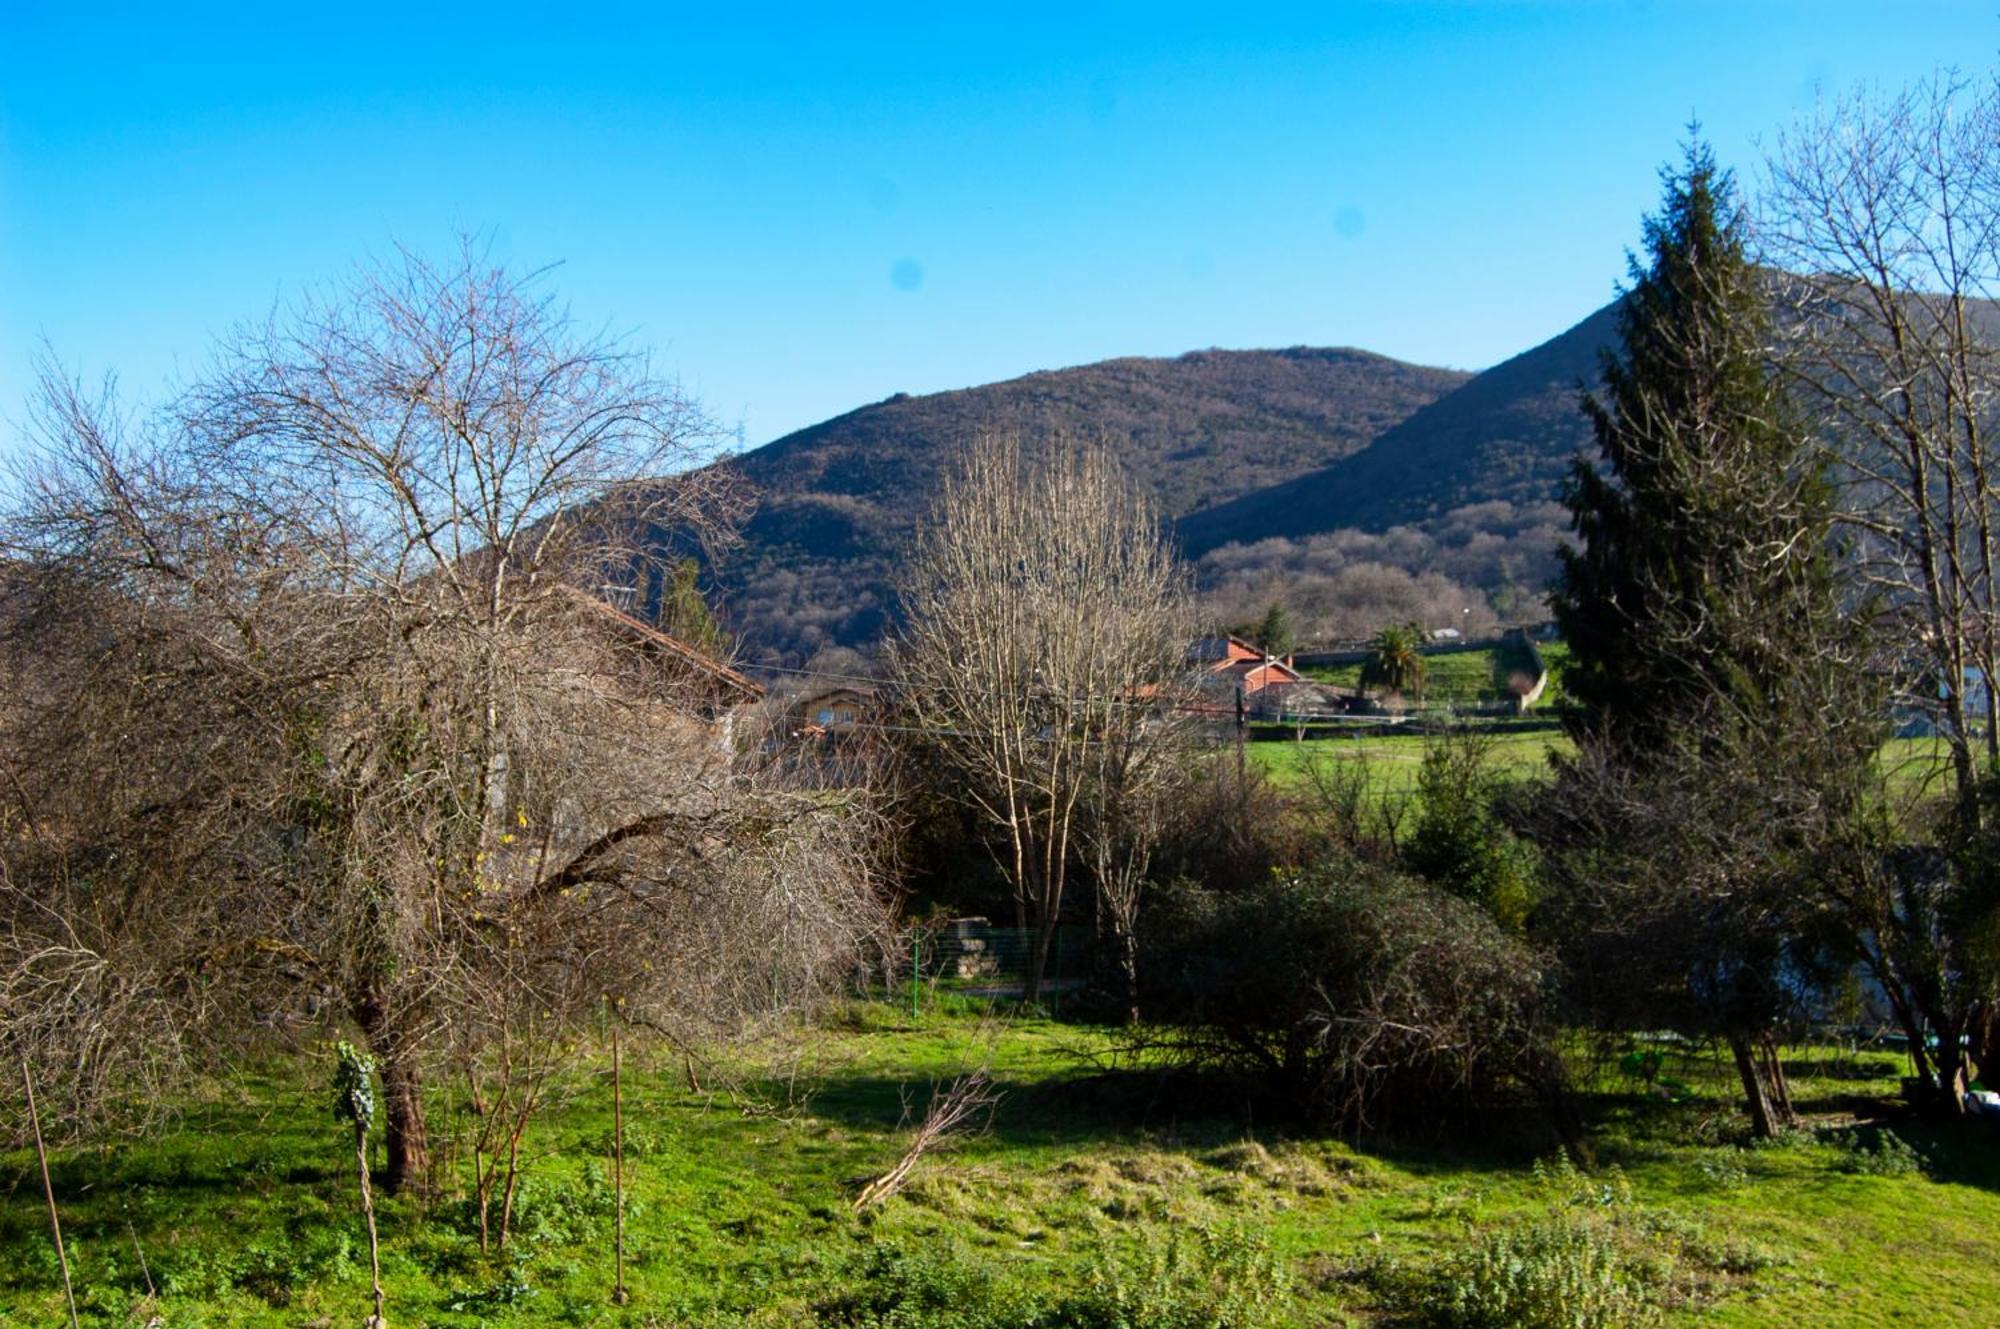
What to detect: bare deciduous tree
<box><xmin>1762</xmin><ymin>74</ymin><xmax>2000</xmax><ymax>1109</ymax></box>
<box><xmin>0</xmin><ymin>245</ymin><xmax>890</xmax><ymax>1179</ymax></box>
<box><xmin>894</xmin><ymin>434</ymin><xmax>1194</xmax><ymax>1004</ymax></box>
<box><xmin>1763</xmin><ymin>73</ymin><xmax>2000</xmax><ymax>818</ymax></box>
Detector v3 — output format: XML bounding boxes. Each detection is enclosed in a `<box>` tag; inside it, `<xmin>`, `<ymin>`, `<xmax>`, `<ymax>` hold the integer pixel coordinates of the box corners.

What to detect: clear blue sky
<box><xmin>1</xmin><ymin>3</ymin><xmax>1991</xmax><ymax>459</ymax></box>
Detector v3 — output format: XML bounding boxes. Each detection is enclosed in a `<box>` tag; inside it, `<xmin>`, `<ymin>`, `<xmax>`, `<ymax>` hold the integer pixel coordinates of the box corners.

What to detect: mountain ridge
<box><xmin>704</xmin><ymin>345</ymin><xmax>1473</xmax><ymax>663</ymax></box>
<box><xmin>1173</xmin><ymin>302</ymin><xmax>1616</xmax><ymax>556</ymax></box>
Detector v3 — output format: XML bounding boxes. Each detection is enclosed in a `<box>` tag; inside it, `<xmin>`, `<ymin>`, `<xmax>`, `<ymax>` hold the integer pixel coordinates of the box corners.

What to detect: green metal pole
<box><xmin>1051</xmin><ymin>928</ymin><xmax>1061</xmax><ymax>1018</ymax></box>
<box><xmin>911</xmin><ymin>931</ymin><xmax>921</xmax><ymax>1021</ymax></box>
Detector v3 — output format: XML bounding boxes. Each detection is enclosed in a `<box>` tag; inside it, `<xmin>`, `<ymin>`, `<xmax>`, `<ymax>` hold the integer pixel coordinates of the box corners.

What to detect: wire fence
<box><xmin>899</xmin><ymin>921</ymin><xmax>1095</xmax><ymax>1009</ymax></box>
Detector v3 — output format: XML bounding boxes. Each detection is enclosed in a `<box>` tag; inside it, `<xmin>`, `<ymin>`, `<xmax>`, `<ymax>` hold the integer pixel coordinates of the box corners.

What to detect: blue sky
<box><xmin>1</xmin><ymin>3</ymin><xmax>1991</xmax><ymax>459</ymax></box>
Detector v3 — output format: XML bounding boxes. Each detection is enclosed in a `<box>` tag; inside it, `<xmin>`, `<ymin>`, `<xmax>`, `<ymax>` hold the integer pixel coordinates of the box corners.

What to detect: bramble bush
<box><xmin>1139</xmin><ymin>854</ymin><xmax>1555</xmax><ymax>1131</ymax></box>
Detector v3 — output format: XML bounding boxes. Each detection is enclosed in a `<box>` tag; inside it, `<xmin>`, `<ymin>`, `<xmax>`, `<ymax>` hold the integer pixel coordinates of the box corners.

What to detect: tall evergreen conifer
<box><xmin>1543</xmin><ymin>140</ymin><xmax>1879</xmax><ymax>1137</ymax></box>
<box><xmin>1552</xmin><ymin>141</ymin><xmax>1844</xmax><ymax>756</ymax></box>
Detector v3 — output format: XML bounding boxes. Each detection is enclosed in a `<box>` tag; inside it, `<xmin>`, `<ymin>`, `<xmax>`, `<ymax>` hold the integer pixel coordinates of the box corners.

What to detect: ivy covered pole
<box><xmin>20</xmin><ymin>1058</ymin><xmax>79</xmax><ymax>1329</ymax></box>
<box><xmin>608</xmin><ymin>1000</ymin><xmax>629</xmax><ymax>1307</ymax></box>
<box><xmin>331</xmin><ymin>1041</ymin><xmax>388</xmax><ymax>1328</ymax></box>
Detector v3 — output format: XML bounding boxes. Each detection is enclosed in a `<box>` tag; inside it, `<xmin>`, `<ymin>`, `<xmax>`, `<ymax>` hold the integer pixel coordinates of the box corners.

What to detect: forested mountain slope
<box><xmin>705</xmin><ymin>347</ymin><xmax>1470</xmax><ymax>663</ymax></box>
<box><xmin>1174</xmin><ymin>302</ymin><xmax>1617</xmax><ymax>558</ymax></box>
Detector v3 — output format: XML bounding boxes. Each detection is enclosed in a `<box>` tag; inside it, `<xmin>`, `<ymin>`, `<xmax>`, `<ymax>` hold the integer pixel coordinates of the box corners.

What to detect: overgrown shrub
<box><xmin>1139</xmin><ymin>855</ymin><xmax>1554</xmax><ymax>1130</ymax></box>
<box><xmin>1826</xmin><ymin>1124</ymin><xmax>1926</xmax><ymax>1177</ymax></box>
<box><xmin>813</xmin><ymin>1228</ymin><xmax>1290</xmax><ymax>1329</ymax></box>
<box><xmin>1382</xmin><ymin>1216</ymin><xmax>1661</xmax><ymax>1329</ymax></box>
<box><xmin>1364</xmin><ymin>1155</ymin><xmax>1774</xmax><ymax>1324</ymax></box>
<box><xmin>1148</xmin><ymin>756</ymin><xmax>1312</xmax><ymax>891</ymax></box>
<box><xmin>1403</xmin><ymin>735</ymin><xmax>1540</xmax><ymax>933</ymax></box>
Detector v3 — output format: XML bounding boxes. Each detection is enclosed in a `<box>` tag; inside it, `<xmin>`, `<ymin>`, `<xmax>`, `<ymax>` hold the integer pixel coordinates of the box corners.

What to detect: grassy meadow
<box><xmin>1249</xmin><ymin>727</ymin><xmax>1958</xmax><ymax>825</ymax></box>
<box><xmin>1303</xmin><ymin>643</ymin><xmax>1573</xmax><ymax>711</ymax></box>
<box><xmin>7</xmin><ymin>1000</ymin><xmax>2000</xmax><ymax>1326</ymax></box>
<box><xmin>1248</xmin><ymin>728</ymin><xmax>1567</xmax><ymax>814</ymax></box>
<box><xmin>5</xmin><ymin>713</ymin><xmax>1984</xmax><ymax>1327</ymax></box>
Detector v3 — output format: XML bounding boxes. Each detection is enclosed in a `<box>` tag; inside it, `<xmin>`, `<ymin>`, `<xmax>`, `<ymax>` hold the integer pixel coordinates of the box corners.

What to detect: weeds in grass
<box><xmin>1059</xmin><ymin>1223</ymin><xmax>1291</xmax><ymax>1328</ymax></box>
<box><xmin>1364</xmin><ymin>1154</ymin><xmax>1775</xmax><ymax>1327</ymax></box>
<box><xmin>1383</xmin><ymin>1215</ymin><xmax>1661</xmax><ymax>1328</ymax></box>
<box><xmin>812</xmin><ymin>1224</ymin><xmax>1292</xmax><ymax>1329</ymax></box>
<box><xmin>1825</xmin><ymin>1124</ymin><xmax>1927</xmax><ymax>1176</ymax></box>
<box><xmin>812</xmin><ymin>1240</ymin><xmax>1035</xmax><ymax>1328</ymax></box>
<box><xmin>1694</xmin><ymin>1155</ymin><xmax>1750</xmax><ymax>1189</ymax></box>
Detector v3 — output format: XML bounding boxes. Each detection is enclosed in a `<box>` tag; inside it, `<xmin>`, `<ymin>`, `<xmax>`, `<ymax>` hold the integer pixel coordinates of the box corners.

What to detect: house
<box><xmin>1189</xmin><ymin>634</ymin><xmax>1307</xmax><ymax>695</ymax></box>
<box><xmin>764</xmin><ymin>683</ymin><xmax>890</xmax><ymax>788</ymax></box>
<box><xmin>561</xmin><ymin>586</ymin><xmax>764</xmax><ymax>724</ymax></box>
<box><xmin>1188</xmin><ymin>633</ymin><xmax>1368</xmax><ymax>726</ymax></box>
<box><xmin>784</xmin><ymin>684</ymin><xmax>881</xmax><ymax>736</ymax></box>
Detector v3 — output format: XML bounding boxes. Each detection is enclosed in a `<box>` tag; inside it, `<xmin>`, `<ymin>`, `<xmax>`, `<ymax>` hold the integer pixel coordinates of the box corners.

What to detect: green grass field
<box><xmin>1249</xmin><ymin>728</ymin><xmax>1567</xmax><ymax>814</ymax></box>
<box><xmin>1304</xmin><ymin>641</ymin><xmax>1573</xmax><ymax>712</ymax></box>
<box><xmin>6</xmin><ymin>1003</ymin><xmax>1999</xmax><ymax>1326</ymax></box>
<box><xmin>4</xmin><ymin>724</ymin><xmax>1983</xmax><ymax>1325</ymax></box>
<box><xmin>1249</xmin><ymin>726</ymin><xmax>1958</xmax><ymax>827</ymax></box>
<box><xmin>1305</xmin><ymin>651</ymin><xmax>1504</xmax><ymax>703</ymax></box>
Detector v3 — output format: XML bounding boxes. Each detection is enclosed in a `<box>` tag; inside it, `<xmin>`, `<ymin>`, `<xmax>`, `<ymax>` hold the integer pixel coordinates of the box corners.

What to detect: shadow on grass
<box><xmin>1886</xmin><ymin>1117</ymin><xmax>2000</xmax><ymax>1188</ymax></box>
<box><xmin>791</xmin><ymin>1016</ymin><xmax>2000</xmax><ymax>1194</ymax></box>
<box><xmin>788</xmin><ymin>1047</ymin><xmax>1569</xmax><ymax>1183</ymax></box>
<box><xmin>1782</xmin><ymin>1054</ymin><xmax>1905</xmax><ymax>1082</ymax></box>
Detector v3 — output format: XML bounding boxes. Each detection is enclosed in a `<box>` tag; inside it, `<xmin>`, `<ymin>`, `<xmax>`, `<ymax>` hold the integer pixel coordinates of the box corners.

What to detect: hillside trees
<box><xmin>0</xmin><ymin>248</ymin><xmax>888</xmax><ymax>1170</ymax></box>
<box><xmin>1253</xmin><ymin>601</ymin><xmax>1295</xmax><ymax>657</ymax></box>
<box><xmin>1543</xmin><ymin>142</ymin><xmax>1881</xmax><ymax>1136</ymax></box>
<box><xmin>894</xmin><ymin>434</ymin><xmax>1195</xmax><ymax>1006</ymax></box>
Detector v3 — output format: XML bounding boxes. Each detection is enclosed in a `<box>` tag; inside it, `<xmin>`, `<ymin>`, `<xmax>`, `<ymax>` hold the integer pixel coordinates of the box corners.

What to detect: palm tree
<box><xmin>1361</xmin><ymin>622</ymin><xmax>1427</xmax><ymax>702</ymax></box>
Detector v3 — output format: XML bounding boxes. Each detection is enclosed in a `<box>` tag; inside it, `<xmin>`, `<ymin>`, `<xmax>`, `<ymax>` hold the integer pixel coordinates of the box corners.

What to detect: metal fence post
<box><xmin>911</xmin><ymin>930</ymin><xmax>921</xmax><ymax>1021</ymax></box>
<box><xmin>1050</xmin><ymin>927</ymin><xmax>1062</xmax><ymax>1017</ymax></box>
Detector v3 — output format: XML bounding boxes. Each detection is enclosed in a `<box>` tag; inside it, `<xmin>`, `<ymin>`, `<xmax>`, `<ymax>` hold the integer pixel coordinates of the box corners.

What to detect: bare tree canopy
<box><xmin>893</xmin><ymin>433</ymin><xmax>1196</xmax><ymax>1005</ymax></box>
<box><xmin>1760</xmin><ymin>76</ymin><xmax>2000</xmax><ymax>1112</ymax></box>
<box><xmin>1763</xmin><ymin>73</ymin><xmax>2000</xmax><ymax>816</ymax></box>
<box><xmin>0</xmin><ymin>246</ymin><xmax>888</xmax><ymax>1168</ymax></box>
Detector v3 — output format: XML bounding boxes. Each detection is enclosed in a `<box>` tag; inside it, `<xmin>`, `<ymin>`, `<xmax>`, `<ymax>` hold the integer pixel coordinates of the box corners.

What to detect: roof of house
<box><xmin>562</xmin><ymin>586</ymin><xmax>765</xmax><ymax>704</ymax></box>
<box><xmin>1189</xmin><ymin>634</ymin><xmax>1267</xmax><ymax>665</ymax></box>
<box><xmin>1212</xmin><ymin>656</ymin><xmax>1306</xmax><ymax>687</ymax></box>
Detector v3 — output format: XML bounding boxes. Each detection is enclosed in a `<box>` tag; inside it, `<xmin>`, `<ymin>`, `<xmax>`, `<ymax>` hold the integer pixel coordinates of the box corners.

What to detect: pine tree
<box><xmin>1254</xmin><ymin>601</ymin><xmax>1294</xmax><ymax>658</ymax></box>
<box><xmin>1543</xmin><ymin>140</ymin><xmax>1880</xmax><ymax>1137</ymax></box>
<box><xmin>1552</xmin><ymin>140</ymin><xmax>1836</xmax><ymax>753</ymax></box>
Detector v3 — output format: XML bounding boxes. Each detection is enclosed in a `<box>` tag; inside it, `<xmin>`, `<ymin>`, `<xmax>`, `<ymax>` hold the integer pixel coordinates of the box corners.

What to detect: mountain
<box><xmin>705</xmin><ymin>348</ymin><xmax>1470</xmax><ymax>664</ymax></box>
<box><xmin>1174</xmin><ymin>301</ymin><xmax>1618</xmax><ymax>558</ymax></box>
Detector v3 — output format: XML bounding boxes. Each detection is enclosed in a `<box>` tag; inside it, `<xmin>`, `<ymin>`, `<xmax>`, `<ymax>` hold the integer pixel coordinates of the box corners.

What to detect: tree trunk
<box><xmin>1758</xmin><ymin>1033</ymin><xmax>1797</xmax><ymax>1130</ymax></box>
<box><xmin>379</xmin><ymin>1054</ymin><xmax>430</xmax><ymax>1196</ymax></box>
<box><xmin>1023</xmin><ymin>915</ymin><xmax>1054</xmax><ymax>1006</ymax></box>
<box><xmin>1729</xmin><ymin>1032</ymin><xmax>1780</xmax><ymax>1139</ymax></box>
<box><xmin>1934</xmin><ymin>1015</ymin><xmax>1969</xmax><ymax>1115</ymax></box>
<box><xmin>1878</xmin><ymin>966</ymin><xmax>1938</xmax><ymax>1091</ymax></box>
<box><xmin>354</xmin><ymin>993</ymin><xmax>431</xmax><ymax>1196</ymax></box>
<box><xmin>1971</xmin><ymin>1002</ymin><xmax>2000</xmax><ymax>1088</ymax></box>
<box><xmin>1113</xmin><ymin>925</ymin><xmax>1140</xmax><ymax>1025</ymax></box>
